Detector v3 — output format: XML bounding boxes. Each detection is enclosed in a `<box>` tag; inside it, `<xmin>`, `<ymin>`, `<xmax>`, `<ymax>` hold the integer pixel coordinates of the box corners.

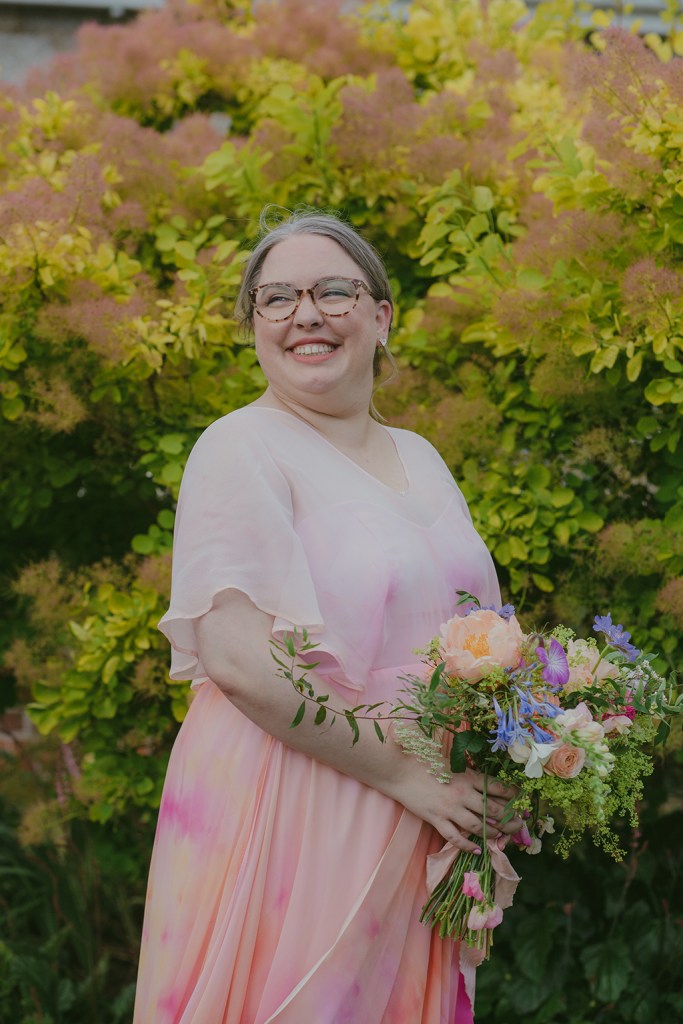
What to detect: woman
<box><xmin>133</xmin><ymin>211</ymin><xmax>522</xmax><ymax>1023</ymax></box>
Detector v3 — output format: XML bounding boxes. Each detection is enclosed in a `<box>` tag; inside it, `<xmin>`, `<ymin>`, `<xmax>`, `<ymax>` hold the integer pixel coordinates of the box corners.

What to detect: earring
<box><xmin>377</xmin><ymin>336</ymin><xmax>387</xmax><ymax>348</ymax></box>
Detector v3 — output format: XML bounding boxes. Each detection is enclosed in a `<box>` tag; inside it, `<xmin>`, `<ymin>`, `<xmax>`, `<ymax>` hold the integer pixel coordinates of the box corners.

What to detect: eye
<box><xmin>260</xmin><ymin>287</ymin><xmax>296</xmax><ymax>307</ymax></box>
<box><xmin>317</xmin><ymin>280</ymin><xmax>356</xmax><ymax>300</ymax></box>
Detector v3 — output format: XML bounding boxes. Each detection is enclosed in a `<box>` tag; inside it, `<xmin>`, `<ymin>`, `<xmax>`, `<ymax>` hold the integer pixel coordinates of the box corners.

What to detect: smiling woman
<box><xmin>132</xmin><ymin>209</ymin><xmax>521</xmax><ymax>1024</ymax></box>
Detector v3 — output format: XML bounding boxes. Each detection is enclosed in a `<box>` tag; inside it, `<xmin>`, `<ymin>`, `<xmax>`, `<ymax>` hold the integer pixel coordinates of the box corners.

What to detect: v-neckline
<box><xmin>245</xmin><ymin>405</ymin><xmax>411</xmax><ymax>497</ymax></box>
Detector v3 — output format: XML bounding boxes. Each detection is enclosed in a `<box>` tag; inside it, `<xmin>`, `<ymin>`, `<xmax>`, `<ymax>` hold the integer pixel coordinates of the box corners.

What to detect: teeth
<box><xmin>292</xmin><ymin>344</ymin><xmax>336</xmax><ymax>355</ymax></box>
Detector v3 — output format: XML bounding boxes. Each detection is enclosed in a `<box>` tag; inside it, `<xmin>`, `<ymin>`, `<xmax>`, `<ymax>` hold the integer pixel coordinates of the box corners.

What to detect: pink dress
<box><xmin>133</xmin><ymin>406</ymin><xmax>501</xmax><ymax>1024</ymax></box>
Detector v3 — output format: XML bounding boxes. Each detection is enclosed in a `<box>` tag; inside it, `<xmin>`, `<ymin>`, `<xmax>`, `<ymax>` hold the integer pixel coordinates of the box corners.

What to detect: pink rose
<box><xmin>462</xmin><ymin>871</ymin><xmax>486</xmax><ymax>901</ymax></box>
<box><xmin>440</xmin><ymin>609</ymin><xmax>524</xmax><ymax>683</ymax></box>
<box><xmin>544</xmin><ymin>742</ymin><xmax>586</xmax><ymax>778</ymax></box>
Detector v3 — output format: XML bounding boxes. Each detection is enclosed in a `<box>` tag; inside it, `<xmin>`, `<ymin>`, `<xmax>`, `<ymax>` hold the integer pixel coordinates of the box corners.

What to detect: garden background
<box><xmin>1</xmin><ymin>0</ymin><xmax>682</xmax><ymax>1020</ymax></box>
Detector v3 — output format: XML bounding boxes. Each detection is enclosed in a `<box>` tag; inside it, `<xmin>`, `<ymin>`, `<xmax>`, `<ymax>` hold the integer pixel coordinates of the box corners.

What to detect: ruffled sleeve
<box><xmin>158</xmin><ymin>413</ymin><xmax>324</xmax><ymax>683</ymax></box>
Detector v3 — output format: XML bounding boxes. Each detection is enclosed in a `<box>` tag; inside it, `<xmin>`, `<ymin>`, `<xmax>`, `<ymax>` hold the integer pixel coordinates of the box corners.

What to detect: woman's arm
<box><xmin>197</xmin><ymin>589</ymin><xmax>523</xmax><ymax>852</ymax></box>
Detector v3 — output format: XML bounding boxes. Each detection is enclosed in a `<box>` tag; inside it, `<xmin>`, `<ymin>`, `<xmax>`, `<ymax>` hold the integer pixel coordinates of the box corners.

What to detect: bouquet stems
<box><xmin>419</xmin><ymin>772</ymin><xmax>496</xmax><ymax>957</ymax></box>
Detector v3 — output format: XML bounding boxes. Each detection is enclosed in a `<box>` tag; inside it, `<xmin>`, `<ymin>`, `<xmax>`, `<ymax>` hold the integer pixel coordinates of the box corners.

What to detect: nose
<box><xmin>294</xmin><ymin>290</ymin><xmax>324</xmax><ymax>328</ymax></box>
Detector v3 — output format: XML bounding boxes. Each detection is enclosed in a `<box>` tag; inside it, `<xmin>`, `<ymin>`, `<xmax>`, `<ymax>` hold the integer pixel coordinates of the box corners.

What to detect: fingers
<box><xmin>440</xmin><ymin>825</ymin><xmax>483</xmax><ymax>856</ymax></box>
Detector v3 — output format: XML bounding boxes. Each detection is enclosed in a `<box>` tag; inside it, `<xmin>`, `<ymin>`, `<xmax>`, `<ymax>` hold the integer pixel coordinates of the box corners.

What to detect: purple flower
<box><xmin>477</xmin><ymin>602</ymin><xmax>516</xmax><ymax>621</ymax></box>
<box><xmin>593</xmin><ymin>614</ymin><xmax>640</xmax><ymax>662</ymax></box>
<box><xmin>535</xmin><ymin>638</ymin><xmax>569</xmax><ymax>689</ymax></box>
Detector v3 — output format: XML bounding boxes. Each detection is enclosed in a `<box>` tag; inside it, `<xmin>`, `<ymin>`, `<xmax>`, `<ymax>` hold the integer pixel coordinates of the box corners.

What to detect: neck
<box><xmin>256</xmin><ymin>388</ymin><xmax>377</xmax><ymax>449</ymax></box>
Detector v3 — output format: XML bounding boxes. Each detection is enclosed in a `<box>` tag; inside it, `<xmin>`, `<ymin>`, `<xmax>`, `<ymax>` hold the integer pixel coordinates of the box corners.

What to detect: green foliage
<box><xmin>476</xmin><ymin>796</ymin><xmax>683</xmax><ymax>1023</ymax></box>
<box><xmin>0</xmin><ymin>778</ymin><xmax>146</xmax><ymax>1023</ymax></box>
<box><xmin>2</xmin><ymin>0</ymin><xmax>683</xmax><ymax>1017</ymax></box>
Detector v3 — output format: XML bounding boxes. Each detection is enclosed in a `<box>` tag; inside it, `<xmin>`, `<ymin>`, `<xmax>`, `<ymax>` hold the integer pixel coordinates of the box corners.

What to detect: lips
<box><xmin>287</xmin><ymin>339</ymin><xmax>340</xmax><ymax>356</ymax></box>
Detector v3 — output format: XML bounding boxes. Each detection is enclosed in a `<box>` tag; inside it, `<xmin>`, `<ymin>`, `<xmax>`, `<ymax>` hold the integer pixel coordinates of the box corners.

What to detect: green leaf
<box><xmin>429</xmin><ymin>663</ymin><xmax>446</xmax><ymax>691</ymax></box>
<box><xmin>344</xmin><ymin>711</ymin><xmax>360</xmax><ymax>745</ymax></box>
<box><xmin>576</xmin><ymin>510</ymin><xmax>604</xmax><ymax>532</ymax></box>
<box><xmin>157</xmin><ymin>508</ymin><xmax>175</xmax><ymax>529</ymax></box>
<box><xmin>449</xmin><ymin>731</ymin><xmax>481</xmax><ymax>773</ymax></box>
<box><xmin>132</xmin><ymin>533</ymin><xmax>155</xmax><ymax>554</ymax></box>
<box><xmin>550</xmin><ymin>487</ymin><xmax>575</xmax><ymax>508</ymax></box>
<box><xmin>373</xmin><ymin>720</ymin><xmax>385</xmax><ymax>743</ymax></box>
<box><xmin>290</xmin><ymin>702</ymin><xmax>306</xmax><ymax>727</ymax></box>
<box><xmin>581</xmin><ymin>939</ymin><xmax>630</xmax><ymax>1002</ymax></box>
<box><xmin>532</xmin><ymin>573</ymin><xmax>554</xmax><ymax>592</ymax></box>
<box><xmin>472</xmin><ymin>185</ymin><xmax>494</xmax><ymax>212</ymax></box>
<box><xmin>314</xmin><ymin>705</ymin><xmax>327</xmax><ymax>726</ymax></box>
<box><xmin>516</xmin><ymin>268</ymin><xmax>546</xmax><ymax>291</ymax></box>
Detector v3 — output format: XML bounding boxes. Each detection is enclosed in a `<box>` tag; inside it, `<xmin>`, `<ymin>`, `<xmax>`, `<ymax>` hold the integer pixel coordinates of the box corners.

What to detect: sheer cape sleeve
<box><xmin>158</xmin><ymin>414</ymin><xmax>324</xmax><ymax>683</ymax></box>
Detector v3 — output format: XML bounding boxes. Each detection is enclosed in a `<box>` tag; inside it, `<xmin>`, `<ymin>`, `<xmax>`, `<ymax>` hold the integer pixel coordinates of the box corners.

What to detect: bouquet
<box><xmin>273</xmin><ymin>594</ymin><xmax>681</xmax><ymax>967</ymax></box>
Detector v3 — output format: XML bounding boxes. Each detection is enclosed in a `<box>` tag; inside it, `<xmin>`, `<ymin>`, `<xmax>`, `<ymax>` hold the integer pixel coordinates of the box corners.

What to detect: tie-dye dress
<box><xmin>133</xmin><ymin>406</ymin><xmax>501</xmax><ymax>1024</ymax></box>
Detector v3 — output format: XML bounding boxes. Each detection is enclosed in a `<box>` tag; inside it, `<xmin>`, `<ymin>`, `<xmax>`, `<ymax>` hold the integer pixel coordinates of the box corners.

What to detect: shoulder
<box><xmin>187</xmin><ymin>407</ymin><xmax>275</xmax><ymax>463</ymax></box>
<box><xmin>386</xmin><ymin>425</ymin><xmax>453</xmax><ymax>474</ymax></box>
<box><xmin>181</xmin><ymin>408</ymin><xmax>291</xmax><ymax>495</ymax></box>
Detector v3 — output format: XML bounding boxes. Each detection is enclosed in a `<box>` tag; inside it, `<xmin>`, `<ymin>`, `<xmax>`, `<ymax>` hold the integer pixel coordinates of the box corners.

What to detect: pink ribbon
<box><xmin>425</xmin><ymin>839</ymin><xmax>521</xmax><ymax>1007</ymax></box>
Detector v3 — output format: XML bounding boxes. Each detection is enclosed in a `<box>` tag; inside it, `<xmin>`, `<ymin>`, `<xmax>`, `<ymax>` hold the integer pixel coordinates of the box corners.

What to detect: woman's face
<box><xmin>252</xmin><ymin>233</ymin><xmax>392</xmax><ymax>413</ymax></box>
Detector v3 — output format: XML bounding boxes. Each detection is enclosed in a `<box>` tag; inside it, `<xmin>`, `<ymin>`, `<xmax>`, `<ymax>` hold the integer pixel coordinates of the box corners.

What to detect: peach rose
<box><xmin>565</xmin><ymin>639</ymin><xmax>619</xmax><ymax>693</ymax></box>
<box><xmin>440</xmin><ymin>609</ymin><xmax>524</xmax><ymax>683</ymax></box>
<box><xmin>544</xmin><ymin>743</ymin><xmax>586</xmax><ymax>778</ymax></box>
<box><xmin>565</xmin><ymin>639</ymin><xmax>595</xmax><ymax>692</ymax></box>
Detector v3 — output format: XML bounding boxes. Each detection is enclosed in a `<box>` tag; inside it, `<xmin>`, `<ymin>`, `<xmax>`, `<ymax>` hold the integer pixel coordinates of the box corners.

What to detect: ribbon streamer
<box><xmin>425</xmin><ymin>839</ymin><xmax>521</xmax><ymax>1007</ymax></box>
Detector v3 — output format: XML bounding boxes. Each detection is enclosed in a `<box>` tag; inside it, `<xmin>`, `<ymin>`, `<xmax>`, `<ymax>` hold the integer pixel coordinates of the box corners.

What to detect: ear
<box><xmin>375</xmin><ymin>299</ymin><xmax>393</xmax><ymax>338</ymax></box>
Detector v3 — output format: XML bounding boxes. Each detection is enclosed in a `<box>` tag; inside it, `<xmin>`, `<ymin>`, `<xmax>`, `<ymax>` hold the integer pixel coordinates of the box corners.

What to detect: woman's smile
<box><xmin>287</xmin><ymin>337</ymin><xmax>340</xmax><ymax>362</ymax></box>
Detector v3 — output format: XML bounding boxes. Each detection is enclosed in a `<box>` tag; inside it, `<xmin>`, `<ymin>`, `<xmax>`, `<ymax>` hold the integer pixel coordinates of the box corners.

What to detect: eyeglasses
<box><xmin>249</xmin><ymin>277</ymin><xmax>373</xmax><ymax>322</ymax></box>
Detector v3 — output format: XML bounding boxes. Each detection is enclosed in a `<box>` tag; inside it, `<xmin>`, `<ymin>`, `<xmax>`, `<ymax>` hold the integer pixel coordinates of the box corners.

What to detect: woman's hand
<box><xmin>385</xmin><ymin>759</ymin><xmax>523</xmax><ymax>854</ymax></box>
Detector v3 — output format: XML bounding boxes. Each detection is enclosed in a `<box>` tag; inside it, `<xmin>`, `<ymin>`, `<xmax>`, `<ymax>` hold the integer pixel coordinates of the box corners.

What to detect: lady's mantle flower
<box><xmin>593</xmin><ymin>614</ymin><xmax>640</xmax><ymax>662</ymax></box>
<box><xmin>462</xmin><ymin>871</ymin><xmax>486</xmax><ymax>901</ymax></box>
<box><xmin>535</xmin><ymin>637</ymin><xmax>570</xmax><ymax>689</ymax></box>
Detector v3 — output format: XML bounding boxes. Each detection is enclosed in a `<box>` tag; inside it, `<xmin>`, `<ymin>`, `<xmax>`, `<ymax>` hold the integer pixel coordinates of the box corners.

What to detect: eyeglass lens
<box><xmin>254</xmin><ymin>278</ymin><xmax>359</xmax><ymax>320</ymax></box>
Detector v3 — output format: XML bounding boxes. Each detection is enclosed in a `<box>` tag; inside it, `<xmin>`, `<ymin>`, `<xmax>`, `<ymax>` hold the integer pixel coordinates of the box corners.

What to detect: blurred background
<box><xmin>1</xmin><ymin>1</ymin><xmax>682</xmax><ymax>1021</ymax></box>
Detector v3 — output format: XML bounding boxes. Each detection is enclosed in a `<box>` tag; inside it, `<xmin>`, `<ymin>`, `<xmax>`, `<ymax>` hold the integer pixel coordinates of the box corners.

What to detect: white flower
<box><xmin>509</xmin><ymin>739</ymin><xmax>559</xmax><ymax>778</ymax></box>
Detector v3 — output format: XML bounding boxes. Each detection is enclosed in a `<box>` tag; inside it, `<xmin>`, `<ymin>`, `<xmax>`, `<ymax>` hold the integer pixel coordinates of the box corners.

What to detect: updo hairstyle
<box><xmin>235</xmin><ymin>208</ymin><xmax>397</xmax><ymax>391</ymax></box>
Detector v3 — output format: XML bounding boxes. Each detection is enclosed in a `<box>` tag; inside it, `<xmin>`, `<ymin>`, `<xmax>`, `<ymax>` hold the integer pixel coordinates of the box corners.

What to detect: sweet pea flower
<box><xmin>511</xmin><ymin>825</ymin><xmax>533</xmax><ymax>848</ymax></box>
<box><xmin>462</xmin><ymin>871</ymin><xmax>486</xmax><ymax>901</ymax></box>
<box><xmin>467</xmin><ymin>903</ymin><xmax>504</xmax><ymax>931</ymax></box>
<box><xmin>555</xmin><ymin>702</ymin><xmax>605</xmax><ymax>743</ymax></box>
<box><xmin>526</xmin><ymin>836</ymin><xmax>543</xmax><ymax>855</ymax></box>
<box><xmin>441</xmin><ymin>609</ymin><xmax>524</xmax><ymax>684</ymax></box>
<box><xmin>602</xmin><ymin>714</ymin><xmax>633</xmax><ymax>735</ymax></box>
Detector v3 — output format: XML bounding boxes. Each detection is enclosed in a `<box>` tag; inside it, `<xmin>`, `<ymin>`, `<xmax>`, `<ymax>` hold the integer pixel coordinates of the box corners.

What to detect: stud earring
<box><xmin>377</xmin><ymin>336</ymin><xmax>387</xmax><ymax>348</ymax></box>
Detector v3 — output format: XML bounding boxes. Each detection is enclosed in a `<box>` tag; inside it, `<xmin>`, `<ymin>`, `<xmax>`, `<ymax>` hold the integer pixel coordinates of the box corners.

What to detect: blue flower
<box><xmin>529</xmin><ymin>720</ymin><xmax>556</xmax><ymax>744</ymax></box>
<box><xmin>593</xmin><ymin>613</ymin><xmax>640</xmax><ymax>662</ymax></box>
<box><xmin>477</xmin><ymin>602</ymin><xmax>516</xmax><ymax>621</ymax></box>
<box><xmin>489</xmin><ymin>698</ymin><xmax>527</xmax><ymax>752</ymax></box>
